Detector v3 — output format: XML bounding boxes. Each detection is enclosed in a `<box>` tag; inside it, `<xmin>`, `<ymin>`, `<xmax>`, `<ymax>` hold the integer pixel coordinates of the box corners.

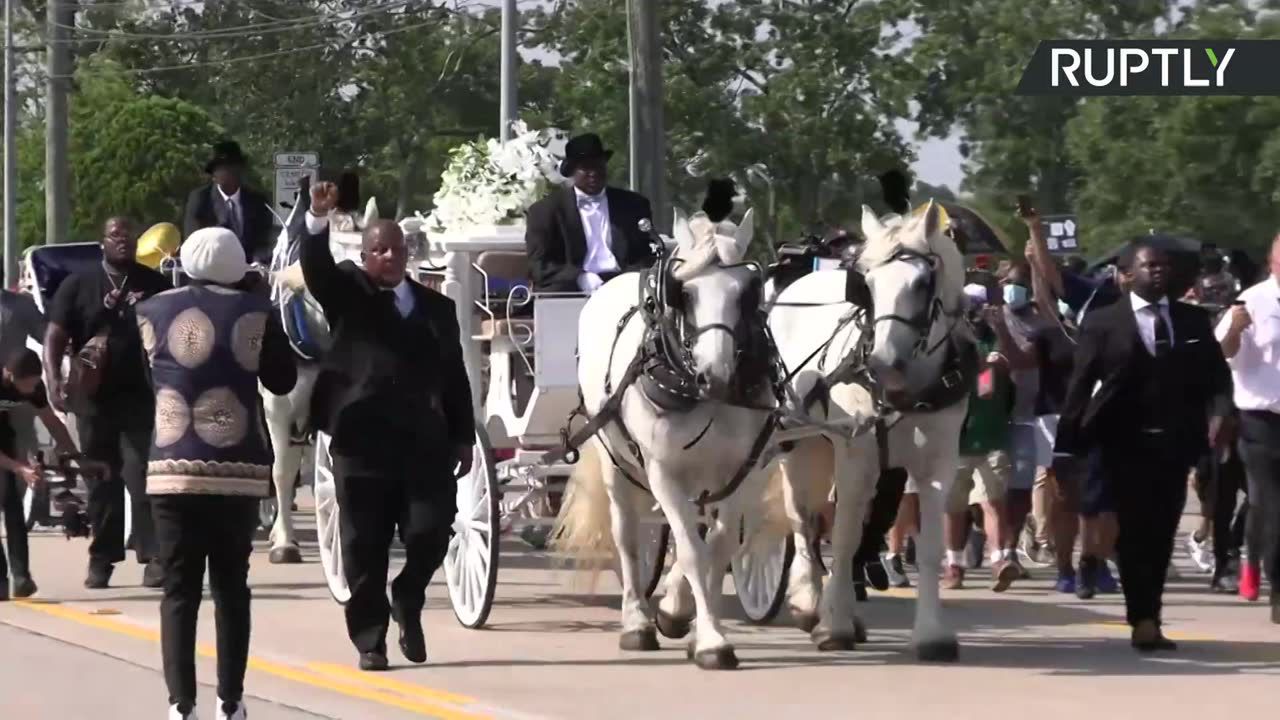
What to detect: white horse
<box><xmin>554</xmin><ymin>208</ymin><xmax>783</xmax><ymax>670</ymax></box>
<box><xmin>260</xmin><ymin>200</ymin><xmax>376</xmax><ymax>563</ymax></box>
<box><xmin>768</xmin><ymin>200</ymin><xmax>971</xmax><ymax>660</ymax></box>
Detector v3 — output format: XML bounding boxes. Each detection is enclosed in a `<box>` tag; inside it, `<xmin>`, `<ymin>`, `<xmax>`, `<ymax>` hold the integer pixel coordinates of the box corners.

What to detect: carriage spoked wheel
<box><xmin>22</xmin><ymin>482</ymin><xmax>47</xmax><ymax>531</ymax></box>
<box><xmin>731</xmin><ymin>513</ymin><xmax>794</xmax><ymax>625</ymax></box>
<box><xmin>313</xmin><ymin>431</ymin><xmax>351</xmax><ymax>604</ymax></box>
<box><xmin>445</xmin><ymin>425</ymin><xmax>500</xmax><ymax>629</ymax></box>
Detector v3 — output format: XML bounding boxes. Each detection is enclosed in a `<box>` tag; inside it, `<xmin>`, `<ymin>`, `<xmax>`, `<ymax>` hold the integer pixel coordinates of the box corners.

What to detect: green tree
<box><xmin>69</xmin><ymin>62</ymin><xmax>224</xmax><ymax>238</ymax></box>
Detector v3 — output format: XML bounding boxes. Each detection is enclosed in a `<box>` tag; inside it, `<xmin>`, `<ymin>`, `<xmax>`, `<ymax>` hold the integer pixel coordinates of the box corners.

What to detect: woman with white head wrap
<box><xmin>135</xmin><ymin>226</ymin><xmax>296</xmax><ymax>720</ymax></box>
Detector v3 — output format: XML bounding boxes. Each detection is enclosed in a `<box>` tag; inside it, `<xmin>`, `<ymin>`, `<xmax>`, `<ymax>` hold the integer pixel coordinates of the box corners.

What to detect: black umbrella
<box><xmin>940</xmin><ymin>203</ymin><xmax>1010</xmax><ymax>256</ymax></box>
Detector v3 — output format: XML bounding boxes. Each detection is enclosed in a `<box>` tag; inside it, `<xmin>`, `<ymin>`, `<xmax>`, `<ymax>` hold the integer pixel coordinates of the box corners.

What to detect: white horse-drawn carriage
<box><xmin>263</xmin><ymin>197</ymin><xmax>801</xmax><ymax>630</ymax></box>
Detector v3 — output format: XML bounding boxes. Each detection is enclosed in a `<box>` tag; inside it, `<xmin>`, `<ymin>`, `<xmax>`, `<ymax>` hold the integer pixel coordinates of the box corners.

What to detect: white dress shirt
<box><xmin>304</xmin><ymin>211</ymin><xmax>413</xmax><ymax>317</ymax></box>
<box><xmin>218</xmin><ymin>185</ymin><xmax>243</xmax><ymax>237</ymax></box>
<box><xmin>1129</xmin><ymin>292</ymin><xmax>1174</xmax><ymax>356</ymax></box>
<box><xmin>575</xmin><ymin>187</ymin><xmax>618</xmax><ymax>293</ymax></box>
<box><xmin>1216</xmin><ymin>276</ymin><xmax>1280</xmax><ymax>413</ymax></box>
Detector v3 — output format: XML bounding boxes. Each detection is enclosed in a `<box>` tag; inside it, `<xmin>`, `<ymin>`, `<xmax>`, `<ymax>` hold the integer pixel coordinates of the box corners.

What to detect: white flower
<box><xmin>423</xmin><ymin>125</ymin><xmax>567</xmax><ymax>234</ymax></box>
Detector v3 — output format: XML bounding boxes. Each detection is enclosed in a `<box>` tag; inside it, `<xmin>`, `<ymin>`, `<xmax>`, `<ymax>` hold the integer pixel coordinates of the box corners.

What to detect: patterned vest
<box><xmin>135</xmin><ymin>285</ymin><xmax>273</xmax><ymax>496</ymax></box>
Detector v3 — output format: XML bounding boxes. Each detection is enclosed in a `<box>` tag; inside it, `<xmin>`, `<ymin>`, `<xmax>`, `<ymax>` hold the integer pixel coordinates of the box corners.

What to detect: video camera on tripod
<box><xmin>32</xmin><ymin>451</ymin><xmax>106</xmax><ymax>540</ymax></box>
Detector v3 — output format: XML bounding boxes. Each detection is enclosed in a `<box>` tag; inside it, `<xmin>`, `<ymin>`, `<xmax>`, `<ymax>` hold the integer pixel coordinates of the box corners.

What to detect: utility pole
<box><xmin>627</xmin><ymin>0</ymin><xmax>666</xmax><ymax>231</ymax></box>
<box><xmin>3</xmin><ymin>0</ymin><xmax>16</xmax><ymax>286</ymax></box>
<box><xmin>498</xmin><ymin>0</ymin><xmax>517</xmax><ymax>143</ymax></box>
<box><xmin>45</xmin><ymin>0</ymin><xmax>72</xmax><ymax>245</ymax></box>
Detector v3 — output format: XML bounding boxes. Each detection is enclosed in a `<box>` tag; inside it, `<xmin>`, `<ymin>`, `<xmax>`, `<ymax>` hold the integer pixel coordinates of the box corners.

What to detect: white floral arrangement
<box><xmin>422</xmin><ymin>121</ymin><xmax>567</xmax><ymax>235</ymax></box>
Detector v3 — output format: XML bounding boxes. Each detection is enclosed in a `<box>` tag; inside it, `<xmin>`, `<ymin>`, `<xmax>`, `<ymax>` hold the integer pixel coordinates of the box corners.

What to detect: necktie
<box><xmin>226</xmin><ymin>199</ymin><xmax>242</xmax><ymax>238</ymax></box>
<box><xmin>1149</xmin><ymin>305</ymin><xmax>1171</xmax><ymax>357</ymax></box>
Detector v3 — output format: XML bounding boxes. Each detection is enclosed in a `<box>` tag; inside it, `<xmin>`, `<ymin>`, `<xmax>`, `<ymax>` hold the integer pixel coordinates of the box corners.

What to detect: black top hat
<box><xmin>559</xmin><ymin>133</ymin><xmax>613</xmax><ymax>176</ymax></box>
<box><xmin>205</xmin><ymin>140</ymin><xmax>248</xmax><ymax>174</ymax></box>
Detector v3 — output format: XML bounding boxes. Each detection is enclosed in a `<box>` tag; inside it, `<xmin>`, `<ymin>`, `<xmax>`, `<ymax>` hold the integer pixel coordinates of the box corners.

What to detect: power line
<box><xmin>52</xmin><ymin>1</ymin><xmax>418</xmax><ymax>42</ymax></box>
<box><xmin>46</xmin><ymin>17</ymin><xmax>443</xmax><ymax>77</ymax></box>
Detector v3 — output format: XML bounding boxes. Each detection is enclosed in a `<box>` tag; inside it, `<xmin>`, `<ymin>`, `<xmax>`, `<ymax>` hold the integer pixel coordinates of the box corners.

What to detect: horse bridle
<box><xmin>846</xmin><ymin>248</ymin><xmax>961</xmax><ymax>360</ymax></box>
<box><xmin>653</xmin><ymin>255</ymin><xmax>766</xmax><ymax>380</ymax></box>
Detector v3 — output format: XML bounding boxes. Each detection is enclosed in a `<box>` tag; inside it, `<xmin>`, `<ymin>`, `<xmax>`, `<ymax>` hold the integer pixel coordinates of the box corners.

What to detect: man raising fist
<box><xmin>299</xmin><ymin>181</ymin><xmax>476</xmax><ymax>669</ymax></box>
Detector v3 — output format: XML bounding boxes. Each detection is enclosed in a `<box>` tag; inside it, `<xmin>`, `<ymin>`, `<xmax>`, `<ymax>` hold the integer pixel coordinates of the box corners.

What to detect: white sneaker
<box><xmin>882</xmin><ymin>554</ymin><xmax>911</xmax><ymax>588</ymax></box>
<box><xmin>216</xmin><ymin>700</ymin><xmax>246</xmax><ymax>720</ymax></box>
<box><xmin>1186</xmin><ymin>534</ymin><xmax>1215</xmax><ymax>573</ymax></box>
<box><xmin>169</xmin><ymin>705</ymin><xmax>199</xmax><ymax>720</ymax></box>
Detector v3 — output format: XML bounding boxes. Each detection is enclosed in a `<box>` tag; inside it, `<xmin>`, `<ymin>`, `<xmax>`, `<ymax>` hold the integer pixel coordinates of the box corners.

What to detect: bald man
<box><xmin>299</xmin><ymin>182</ymin><xmax>475</xmax><ymax>670</ymax></box>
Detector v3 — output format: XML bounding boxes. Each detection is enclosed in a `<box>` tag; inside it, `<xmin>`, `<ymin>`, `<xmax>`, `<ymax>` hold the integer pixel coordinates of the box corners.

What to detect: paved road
<box><xmin>2</xmin><ymin>493</ymin><xmax>1276</xmax><ymax>720</ymax></box>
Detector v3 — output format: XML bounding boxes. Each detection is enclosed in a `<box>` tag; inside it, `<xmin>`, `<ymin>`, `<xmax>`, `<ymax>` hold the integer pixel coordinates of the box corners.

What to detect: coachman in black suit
<box><xmin>524</xmin><ymin>133</ymin><xmax>657</xmax><ymax>293</ymax></box>
<box><xmin>1057</xmin><ymin>242</ymin><xmax>1232</xmax><ymax>652</ymax></box>
<box><xmin>183</xmin><ymin>141</ymin><xmax>277</xmax><ymax>265</ymax></box>
<box><xmin>299</xmin><ymin>181</ymin><xmax>475</xmax><ymax>671</ymax></box>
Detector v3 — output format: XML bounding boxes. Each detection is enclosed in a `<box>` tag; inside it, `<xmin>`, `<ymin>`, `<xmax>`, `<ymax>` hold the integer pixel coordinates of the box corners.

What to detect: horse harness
<box><xmin>543</xmin><ymin>256</ymin><xmax>786</xmax><ymax>507</ymax></box>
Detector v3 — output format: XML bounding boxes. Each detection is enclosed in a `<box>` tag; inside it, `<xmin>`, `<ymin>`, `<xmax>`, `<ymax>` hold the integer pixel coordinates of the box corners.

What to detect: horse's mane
<box><xmin>857</xmin><ymin>202</ymin><xmax>965</xmax><ymax>314</ymax></box>
<box><xmin>671</xmin><ymin>212</ymin><xmax>746</xmax><ymax>281</ymax></box>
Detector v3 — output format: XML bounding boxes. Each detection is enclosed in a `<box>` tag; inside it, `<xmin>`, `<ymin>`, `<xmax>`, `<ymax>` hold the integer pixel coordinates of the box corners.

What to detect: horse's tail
<box><xmin>749</xmin><ymin>460</ymin><xmax>793</xmax><ymax>547</ymax></box>
<box><xmin>550</xmin><ymin>441</ymin><xmax>617</xmax><ymax>587</ymax></box>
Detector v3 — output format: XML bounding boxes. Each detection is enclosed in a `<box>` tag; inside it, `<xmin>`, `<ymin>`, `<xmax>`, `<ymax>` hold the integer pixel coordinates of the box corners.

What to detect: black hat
<box><xmin>205</xmin><ymin>141</ymin><xmax>248</xmax><ymax>174</ymax></box>
<box><xmin>559</xmin><ymin>133</ymin><xmax>613</xmax><ymax>176</ymax></box>
<box><xmin>878</xmin><ymin>169</ymin><xmax>911</xmax><ymax>215</ymax></box>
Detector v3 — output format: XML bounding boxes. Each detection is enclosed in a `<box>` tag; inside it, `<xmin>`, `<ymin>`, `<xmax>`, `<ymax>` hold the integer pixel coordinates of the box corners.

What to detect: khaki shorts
<box><xmin>948</xmin><ymin>450</ymin><xmax>1012</xmax><ymax>513</ymax></box>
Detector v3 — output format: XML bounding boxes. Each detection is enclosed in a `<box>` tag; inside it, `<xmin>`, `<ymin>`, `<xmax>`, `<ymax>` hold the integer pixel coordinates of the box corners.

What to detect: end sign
<box><xmin>274</xmin><ymin>151</ymin><xmax>319</xmax><ymax>222</ymax></box>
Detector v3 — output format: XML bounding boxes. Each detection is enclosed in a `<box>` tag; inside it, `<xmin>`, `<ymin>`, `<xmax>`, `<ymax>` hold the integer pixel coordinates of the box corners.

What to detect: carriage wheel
<box><xmin>313</xmin><ymin>432</ymin><xmax>351</xmax><ymax>604</ymax></box>
<box><xmin>731</xmin><ymin>515</ymin><xmax>794</xmax><ymax>625</ymax></box>
<box><xmin>259</xmin><ymin>498</ymin><xmax>279</xmax><ymax>531</ymax></box>
<box><xmin>640</xmin><ymin>522</ymin><xmax>671</xmax><ymax>599</ymax></box>
<box><xmin>445</xmin><ymin>425</ymin><xmax>499</xmax><ymax>629</ymax></box>
<box><xmin>22</xmin><ymin>482</ymin><xmax>47</xmax><ymax>531</ymax></box>
<box><xmin>124</xmin><ymin>485</ymin><xmax>133</xmax><ymax>550</ymax></box>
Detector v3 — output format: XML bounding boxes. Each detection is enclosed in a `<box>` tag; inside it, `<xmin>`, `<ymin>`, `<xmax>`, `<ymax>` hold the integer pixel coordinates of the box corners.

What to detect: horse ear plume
<box><xmin>878</xmin><ymin>169</ymin><xmax>911</xmax><ymax>215</ymax></box>
<box><xmin>702</xmin><ymin>178</ymin><xmax>737</xmax><ymax>223</ymax></box>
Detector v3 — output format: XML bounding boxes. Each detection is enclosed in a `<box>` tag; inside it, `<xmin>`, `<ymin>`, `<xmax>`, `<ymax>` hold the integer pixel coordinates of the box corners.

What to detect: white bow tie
<box><xmin>578</xmin><ymin>194</ymin><xmax>603</xmax><ymax>208</ymax></box>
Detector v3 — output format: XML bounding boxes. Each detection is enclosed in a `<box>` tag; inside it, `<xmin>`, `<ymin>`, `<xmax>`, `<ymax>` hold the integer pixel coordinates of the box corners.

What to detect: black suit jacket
<box><xmin>524</xmin><ymin>185</ymin><xmax>656</xmax><ymax>292</ymax></box>
<box><xmin>183</xmin><ymin>184</ymin><xmax>277</xmax><ymax>264</ymax></box>
<box><xmin>299</xmin><ymin>221</ymin><xmax>475</xmax><ymax>466</ymax></box>
<box><xmin>1055</xmin><ymin>297</ymin><xmax>1231</xmax><ymax>463</ymax></box>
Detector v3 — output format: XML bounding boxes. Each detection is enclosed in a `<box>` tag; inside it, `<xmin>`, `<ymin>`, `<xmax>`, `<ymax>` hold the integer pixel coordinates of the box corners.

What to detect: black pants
<box><xmin>1194</xmin><ymin>446</ymin><xmax>1249</xmax><ymax>570</ymax></box>
<box><xmin>335</xmin><ymin>455</ymin><xmax>455</xmax><ymax>654</ymax></box>
<box><xmin>79</xmin><ymin>413</ymin><xmax>155</xmax><ymax>568</ymax></box>
<box><xmin>1238</xmin><ymin>412</ymin><xmax>1280</xmax><ymax>593</ymax></box>
<box><xmin>153</xmin><ymin>494</ymin><xmax>258</xmax><ymax>708</ymax></box>
<box><xmin>853</xmin><ymin>468</ymin><xmax>909</xmax><ymax>567</ymax></box>
<box><xmin>0</xmin><ymin>470</ymin><xmax>29</xmax><ymax>581</ymax></box>
<box><xmin>1106</xmin><ymin>436</ymin><xmax>1189</xmax><ymax>627</ymax></box>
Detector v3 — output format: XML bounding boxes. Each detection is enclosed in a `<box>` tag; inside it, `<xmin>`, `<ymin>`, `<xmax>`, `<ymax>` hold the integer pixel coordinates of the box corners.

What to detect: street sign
<box><xmin>273</xmin><ymin>151</ymin><xmax>319</xmax><ymax>222</ymax></box>
<box><xmin>1041</xmin><ymin>214</ymin><xmax>1079</xmax><ymax>254</ymax></box>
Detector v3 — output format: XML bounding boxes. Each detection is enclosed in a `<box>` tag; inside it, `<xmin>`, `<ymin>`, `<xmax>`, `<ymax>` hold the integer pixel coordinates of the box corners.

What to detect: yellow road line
<box><xmin>1092</xmin><ymin>621</ymin><xmax>1212</xmax><ymax>641</ymax></box>
<box><xmin>13</xmin><ymin>600</ymin><xmax>494</xmax><ymax>720</ymax></box>
<box><xmin>307</xmin><ymin>662</ymin><xmax>476</xmax><ymax>705</ymax></box>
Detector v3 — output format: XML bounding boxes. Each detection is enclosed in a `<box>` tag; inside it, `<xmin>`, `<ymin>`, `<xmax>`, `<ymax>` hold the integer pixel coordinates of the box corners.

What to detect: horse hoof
<box><xmin>916</xmin><ymin>638</ymin><xmax>960</xmax><ymax>663</ymax></box>
<box><xmin>793</xmin><ymin>612</ymin><xmax>819</xmax><ymax>634</ymax></box>
<box><xmin>816</xmin><ymin>634</ymin><xmax>857</xmax><ymax>652</ymax></box>
<box><xmin>269</xmin><ymin>546</ymin><xmax>302</xmax><ymax>564</ymax></box>
<box><xmin>854</xmin><ymin>618</ymin><xmax>868</xmax><ymax>644</ymax></box>
<box><xmin>654</xmin><ymin>609</ymin><xmax>692</xmax><ymax>640</ymax></box>
<box><xmin>693</xmin><ymin>647</ymin><xmax>740</xmax><ymax>670</ymax></box>
<box><xmin>619</xmin><ymin>627</ymin><xmax>659</xmax><ymax>652</ymax></box>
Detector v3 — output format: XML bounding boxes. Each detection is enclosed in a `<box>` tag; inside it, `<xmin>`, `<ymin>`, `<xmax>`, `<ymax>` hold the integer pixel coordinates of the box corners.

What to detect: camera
<box><xmin>34</xmin><ymin>451</ymin><xmax>101</xmax><ymax>540</ymax></box>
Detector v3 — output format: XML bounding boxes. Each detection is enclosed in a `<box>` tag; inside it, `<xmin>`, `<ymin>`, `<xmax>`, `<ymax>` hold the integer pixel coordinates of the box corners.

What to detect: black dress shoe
<box><xmin>863</xmin><ymin>561</ymin><xmax>890</xmax><ymax>592</ymax></box>
<box><xmin>11</xmin><ymin>576</ymin><xmax>37</xmax><ymax>598</ymax></box>
<box><xmin>85</xmin><ymin>565</ymin><xmax>112</xmax><ymax>589</ymax></box>
<box><xmin>395</xmin><ymin>611</ymin><xmax>427</xmax><ymax>664</ymax></box>
<box><xmin>359</xmin><ymin>651</ymin><xmax>389</xmax><ymax>671</ymax></box>
<box><xmin>142</xmin><ymin>560</ymin><xmax>165</xmax><ymax>588</ymax></box>
<box><xmin>1131</xmin><ymin>621</ymin><xmax>1177</xmax><ymax>652</ymax></box>
<box><xmin>1076</xmin><ymin>556</ymin><xmax>1098</xmax><ymax>600</ymax></box>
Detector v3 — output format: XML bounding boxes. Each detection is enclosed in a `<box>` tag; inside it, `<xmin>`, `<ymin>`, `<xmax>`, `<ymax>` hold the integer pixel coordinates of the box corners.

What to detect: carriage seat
<box><xmin>473</xmin><ymin>250</ymin><xmax>535</xmax><ymax>345</ymax></box>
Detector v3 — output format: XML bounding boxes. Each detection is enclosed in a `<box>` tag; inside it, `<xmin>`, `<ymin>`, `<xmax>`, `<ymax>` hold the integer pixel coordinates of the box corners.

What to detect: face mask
<box><xmin>1003</xmin><ymin>283</ymin><xmax>1030</xmax><ymax>307</ymax></box>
